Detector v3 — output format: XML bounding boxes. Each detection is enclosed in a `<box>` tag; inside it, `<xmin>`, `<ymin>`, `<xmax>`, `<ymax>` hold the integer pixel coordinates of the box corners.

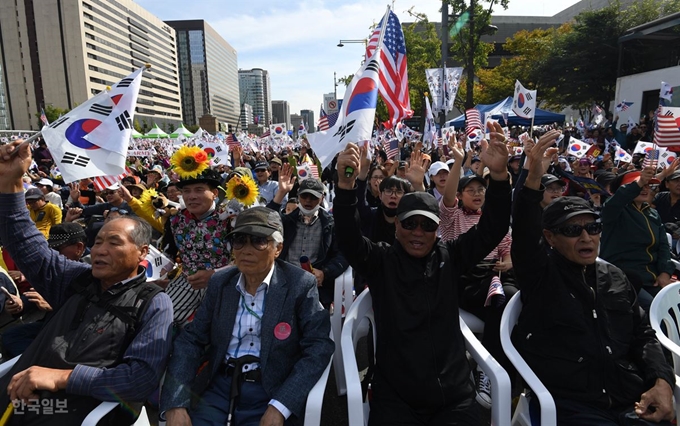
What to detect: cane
<box><xmin>226</xmin><ymin>355</ymin><xmax>260</xmax><ymax>426</ymax></box>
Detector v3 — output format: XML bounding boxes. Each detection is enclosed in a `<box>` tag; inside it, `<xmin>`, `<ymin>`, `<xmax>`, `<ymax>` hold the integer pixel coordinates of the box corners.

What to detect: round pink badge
<box><xmin>274</xmin><ymin>322</ymin><xmax>292</xmax><ymax>340</ymax></box>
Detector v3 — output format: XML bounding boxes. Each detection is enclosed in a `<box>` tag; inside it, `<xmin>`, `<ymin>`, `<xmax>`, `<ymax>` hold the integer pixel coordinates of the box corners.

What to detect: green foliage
<box><xmin>186</xmin><ymin>124</ymin><xmax>200</xmax><ymax>133</ymax></box>
<box><xmin>35</xmin><ymin>105</ymin><xmax>69</xmax><ymax>126</ymax></box>
<box><xmin>133</xmin><ymin>119</ymin><xmax>142</xmax><ymax>133</ymax></box>
<box><xmin>141</xmin><ymin>119</ymin><xmax>149</xmax><ymax>133</ymax></box>
<box><xmin>402</xmin><ymin>18</ymin><xmax>442</xmax><ymax>117</ymax></box>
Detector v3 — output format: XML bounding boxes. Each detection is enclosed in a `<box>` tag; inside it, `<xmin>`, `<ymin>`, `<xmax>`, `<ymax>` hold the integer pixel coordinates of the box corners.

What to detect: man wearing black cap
<box><xmin>161</xmin><ymin>207</ymin><xmax>333</xmax><ymax>426</ymax></box>
<box><xmin>512</xmin><ymin>133</ymin><xmax>674</xmax><ymax>425</ymax></box>
<box><xmin>254</xmin><ymin>161</ymin><xmax>279</xmax><ymax>204</ymax></box>
<box><xmin>269</xmin><ymin>157</ymin><xmax>283</xmax><ymax>182</ymax></box>
<box><xmin>540</xmin><ymin>174</ymin><xmax>566</xmax><ymax>208</ymax></box>
<box><xmin>268</xmin><ymin>166</ymin><xmax>348</xmax><ymax>308</ymax></box>
<box><xmin>334</xmin><ymin>127</ymin><xmax>512</xmax><ymax>425</ymax></box>
<box><xmin>652</xmin><ymin>168</ymin><xmax>680</xmax><ymax>233</ymax></box>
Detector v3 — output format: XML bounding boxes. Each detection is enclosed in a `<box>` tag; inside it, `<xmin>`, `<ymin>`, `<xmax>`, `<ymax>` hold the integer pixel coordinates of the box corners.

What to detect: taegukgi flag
<box><xmin>512</xmin><ymin>80</ymin><xmax>537</xmax><ymax>119</ymax></box>
<box><xmin>41</xmin><ymin>66</ymin><xmax>145</xmax><ymax>183</ymax></box>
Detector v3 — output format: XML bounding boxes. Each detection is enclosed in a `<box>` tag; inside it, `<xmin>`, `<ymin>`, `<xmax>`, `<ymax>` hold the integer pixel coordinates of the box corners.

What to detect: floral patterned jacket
<box><xmin>170</xmin><ymin>207</ymin><xmax>232</xmax><ymax>275</ymax></box>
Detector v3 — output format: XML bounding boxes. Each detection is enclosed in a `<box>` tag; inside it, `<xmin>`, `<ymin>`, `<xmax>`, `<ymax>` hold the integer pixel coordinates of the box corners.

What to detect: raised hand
<box><xmin>358</xmin><ymin>143</ymin><xmax>371</xmax><ymax>180</ymax></box>
<box><xmin>336</xmin><ymin>143</ymin><xmax>360</xmax><ymax>190</ymax></box>
<box><xmin>479</xmin><ymin>122</ymin><xmax>510</xmax><ymax>180</ymax></box>
<box><xmin>0</xmin><ymin>141</ymin><xmax>33</xmax><ymax>193</ymax></box>
<box><xmin>277</xmin><ymin>163</ymin><xmax>296</xmax><ymax>195</ymax></box>
<box><xmin>405</xmin><ymin>145</ymin><xmax>427</xmax><ymax>191</ymax></box>
<box><xmin>524</xmin><ymin>130</ymin><xmax>561</xmax><ymax>189</ymax></box>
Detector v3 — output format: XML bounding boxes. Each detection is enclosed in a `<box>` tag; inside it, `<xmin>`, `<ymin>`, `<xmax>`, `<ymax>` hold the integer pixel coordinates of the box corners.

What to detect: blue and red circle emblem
<box><xmin>517</xmin><ymin>93</ymin><xmax>525</xmax><ymax>108</ymax></box>
<box><xmin>65</xmin><ymin>119</ymin><xmax>102</xmax><ymax>149</ymax></box>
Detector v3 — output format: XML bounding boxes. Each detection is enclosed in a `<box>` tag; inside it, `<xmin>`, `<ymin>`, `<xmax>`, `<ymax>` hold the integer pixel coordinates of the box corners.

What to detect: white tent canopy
<box><xmin>170</xmin><ymin>123</ymin><xmax>193</xmax><ymax>138</ymax></box>
<box><xmin>144</xmin><ymin>123</ymin><xmax>169</xmax><ymax>139</ymax></box>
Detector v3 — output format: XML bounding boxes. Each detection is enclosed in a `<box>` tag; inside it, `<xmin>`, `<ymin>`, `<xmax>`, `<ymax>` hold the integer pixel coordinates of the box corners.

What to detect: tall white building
<box><xmin>0</xmin><ymin>0</ymin><xmax>182</xmax><ymax>130</ymax></box>
<box><xmin>238</xmin><ymin>68</ymin><xmax>271</xmax><ymax>126</ymax></box>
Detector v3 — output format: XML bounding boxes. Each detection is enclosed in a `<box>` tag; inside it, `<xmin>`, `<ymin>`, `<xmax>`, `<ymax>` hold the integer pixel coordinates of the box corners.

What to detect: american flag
<box><xmin>366</xmin><ymin>9</ymin><xmax>412</xmax><ymax>128</ymax></box>
<box><xmin>40</xmin><ymin>108</ymin><xmax>49</xmax><ymax>126</ymax></box>
<box><xmin>654</xmin><ymin>107</ymin><xmax>680</xmax><ymax>147</ymax></box>
<box><xmin>465</xmin><ymin>109</ymin><xmax>482</xmax><ymax>138</ymax></box>
<box><xmin>382</xmin><ymin>138</ymin><xmax>399</xmax><ymax>159</ymax></box>
<box><xmin>642</xmin><ymin>149</ymin><xmax>660</xmax><ymax>169</ymax></box>
<box><xmin>227</xmin><ymin>133</ymin><xmax>241</xmax><ymax>148</ymax></box>
<box><xmin>92</xmin><ymin>166</ymin><xmax>133</xmax><ymax>192</ymax></box>
<box><xmin>318</xmin><ymin>110</ymin><xmax>339</xmax><ymax>131</ymax></box>
<box><xmin>484</xmin><ymin>275</ymin><xmax>506</xmax><ymax>308</ymax></box>
<box><xmin>615</xmin><ymin>101</ymin><xmax>633</xmax><ymax>112</ymax></box>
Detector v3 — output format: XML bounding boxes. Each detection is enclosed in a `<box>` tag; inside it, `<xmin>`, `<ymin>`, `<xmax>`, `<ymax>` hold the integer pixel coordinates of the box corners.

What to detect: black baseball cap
<box><xmin>542</xmin><ymin>197</ymin><xmax>599</xmax><ymax>229</ymax></box>
<box><xmin>298</xmin><ymin>179</ymin><xmax>324</xmax><ymax>198</ymax></box>
<box><xmin>254</xmin><ymin>161</ymin><xmax>269</xmax><ymax>171</ymax></box>
<box><xmin>25</xmin><ymin>187</ymin><xmax>44</xmax><ymax>200</ymax></box>
<box><xmin>48</xmin><ymin>223</ymin><xmax>87</xmax><ymax>248</ymax></box>
<box><xmin>396</xmin><ymin>192</ymin><xmax>440</xmax><ymax>224</ymax></box>
<box><xmin>227</xmin><ymin>207</ymin><xmax>283</xmax><ymax>238</ymax></box>
<box><xmin>667</xmin><ymin>170</ymin><xmax>680</xmax><ymax>181</ymax></box>
<box><xmin>541</xmin><ymin>174</ymin><xmax>565</xmax><ymax>187</ymax></box>
<box><xmin>398</xmin><ymin>161</ymin><xmax>407</xmax><ymax>169</ymax></box>
<box><xmin>457</xmin><ymin>175</ymin><xmax>487</xmax><ymax>192</ymax></box>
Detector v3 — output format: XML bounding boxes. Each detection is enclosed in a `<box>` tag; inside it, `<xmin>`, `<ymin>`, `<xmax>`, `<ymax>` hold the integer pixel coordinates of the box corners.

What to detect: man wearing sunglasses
<box><xmin>161</xmin><ymin>207</ymin><xmax>333</xmax><ymax>426</ymax></box>
<box><xmin>333</xmin><ymin>123</ymin><xmax>512</xmax><ymax>425</ymax></box>
<box><xmin>512</xmin><ymin>134</ymin><xmax>674</xmax><ymax>425</ymax></box>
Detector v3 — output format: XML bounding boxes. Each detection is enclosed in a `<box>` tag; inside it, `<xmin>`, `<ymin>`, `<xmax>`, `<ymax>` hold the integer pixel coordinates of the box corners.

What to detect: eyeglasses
<box><xmin>382</xmin><ymin>188</ymin><xmax>405</xmax><ymax>197</ymax></box>
<box><xmin>109</xmin><ymin>207</ymin><xmax>129</xmax><ymax>215</ymax></box>
<box><xmin>231</xmin><ymin>234</ymin><xmax>271</xmax><ymax>251</ymax></box>
<box><xmin>299</xmin><ymin>193</ymin><xmax>320</xmax><ymax>200</ymax></box>
<box><xmin>102</xmin><ymin>190</ymin><xmax>116</xmax><ymax>196</ymax></box>
<box><xmin>399</xmin><ymin>217</ymin><xmax>439</xmax><ymax>232</ymax></box>
<box><xmin>463</xmin><ymin>188</ymin><xmax>486</xmax><ymax>195</ymax></box>
<box><xmin>545</xmin><ymin>186</ymin><xmax>564</xmax><ymax>194</ymax></box>
<box><xmin>371</xmin><ymin>176</ymin><xmax>384</xmax><ymax>181</ymax></box>
<box><xmin>551</xmin><ymin>222</ymin><xmax>602</xmax><ymax>238</ymax></box>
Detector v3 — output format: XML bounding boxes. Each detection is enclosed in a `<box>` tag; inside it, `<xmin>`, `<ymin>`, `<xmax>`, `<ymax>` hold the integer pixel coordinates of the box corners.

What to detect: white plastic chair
<box><xmin>648</xmin><ymin>281</ymin><xmax>680</xmax><ymax>422</ymax></box>
<box><xmin>303</xmin><ymin>344</ymin><xmax>334</xmax><ymax>425</ymax></box>
<box><xmin>331</xmin><ymin>267</ymin><xmax>354</xmax><ymax>396</ymax></box>
<box><xmin>459</xmin><ymin>314</ymin><xmax>512</xmax><ymax>425</ymax></box>
<box><xmin>460</xmin><ymin>308</ymin><xmax>485</xmax><ymax>335</ymax></box>
<box><xmin>499</xmin><ymin>292</ymin><xmax>556</xmax><ymax>426</ymax></box>
<box><xmin>0</xmin><ymin>355</ymin><xmax>150</xmax><ymax>425</ymax></box>
<box><xmin>666</xmin><ymin>233</ymin><xmax>680</xmax><ymax>272</ymax></box>
<box><xmin>341</xmin><ymin>289</ymin><xmax>375</xmax><ymax>426</ymax></box>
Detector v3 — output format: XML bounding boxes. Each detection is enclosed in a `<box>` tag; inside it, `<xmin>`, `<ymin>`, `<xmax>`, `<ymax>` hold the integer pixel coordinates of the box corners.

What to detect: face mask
<box><xmin>298</xmin><ymin>204</ymin><xmax>321</xmax><ymax>216</ymax></box>
<box><xmin>382</xmin><ymin>206</ymin><xmax>397</xmax><ymax>217</ymax></box>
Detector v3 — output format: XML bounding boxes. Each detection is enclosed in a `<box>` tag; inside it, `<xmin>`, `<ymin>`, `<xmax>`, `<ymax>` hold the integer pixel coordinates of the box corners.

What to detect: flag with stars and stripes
<box><xmin>318</xmin><ymin>108</ymin><xmax>339</xmax><ymax>131</ymax></box>
<box><xmin>366</xmin><ymin>8</ymin><xmax>413</xmax><ymax>129</ymax></box>
<box><xmin>382</xmin><ymin>138</ymin><xmax>399</xmax><ymax>159</ymax></box>
<box><xmin>642</xmin><ymin>149</ymin><xmax>660</xmax><ymax>169</ymax></box>
<box><xmin>654</xmin><ymin>107</ymin><xmax>680</xmax><ymax>147</ymax></box>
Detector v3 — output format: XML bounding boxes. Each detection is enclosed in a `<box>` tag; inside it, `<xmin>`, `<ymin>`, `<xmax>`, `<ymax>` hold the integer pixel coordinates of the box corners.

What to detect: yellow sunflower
<box><xmin>137</xmin><ymin>188</ymin><xmax>159</xmax><ymax>219</ymax></box>
<box><xmin>226</xmin><ymin>174</ymin><xmax>259</xmax><ymax>206</ymax></box>
<box><xmin>171</xmin><ymin>146</ymin><xmax>210</xmax><ymax>179</ymax></box>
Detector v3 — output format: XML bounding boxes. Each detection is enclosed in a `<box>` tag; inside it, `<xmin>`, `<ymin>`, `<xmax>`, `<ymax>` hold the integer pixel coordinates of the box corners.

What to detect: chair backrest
<box><xmin>500</xmin><ymin>291</ymin><xmax>556</xmax><ymax>425</ymax></box>
<box><xmin>649</xmin><ymin>282</ymin><xmax>680</xmax><ymax>376</ymax></box>
<box><xmin>341</xmin><ymin>289</ymin><xmax>375</xmax><ymax>426</ymax></box>
<box><xmin>332</xmin><ymin>266</ymin><xmax>354</xmax><ymax>395</ymax></box>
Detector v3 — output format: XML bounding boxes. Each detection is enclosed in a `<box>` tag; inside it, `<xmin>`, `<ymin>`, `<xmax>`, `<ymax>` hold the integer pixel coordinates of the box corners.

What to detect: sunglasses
<box><xmin>102</xmin><ymin>190</ymin><xmax>116</xmax><ymax>196</ymax></box>
<box><xmin>551</xmin><ymin>222</ymin><xmax>602</xmax><ymax>237</ymax></box>
<box><xmin>109</xmin><ymin>207</ymin><xmax>129</xmax><ymax>215</ymax></box>
<box><xmin>400</xmin><ymin>217</ymin><xmax>439</xmax><ymax>232</ymax></box>
<box><xmin>231</xmin><ymin>234</ymin><xmax>271</xmax><ymax>251</ymax></box>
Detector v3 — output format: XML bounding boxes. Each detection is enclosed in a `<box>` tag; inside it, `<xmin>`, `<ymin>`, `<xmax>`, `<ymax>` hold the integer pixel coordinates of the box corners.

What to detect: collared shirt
<box><xmin>224</xmin><ymin>265</ymin><xmax>292</xmax><ymax>419</ymax></box>
<box><xmin>653</xmin><ymin>191</ymin><xmax>680</xmax><ymax>224</ymax></box>
<box><xmin>286</xmin><ymin>215</ymin><xmax>322</xmax><ymax>267</ymax></box>
<box><xmin>257</xmin><ymin>180</ymin><xmax>279</xmax><ymax>204</ymax></box>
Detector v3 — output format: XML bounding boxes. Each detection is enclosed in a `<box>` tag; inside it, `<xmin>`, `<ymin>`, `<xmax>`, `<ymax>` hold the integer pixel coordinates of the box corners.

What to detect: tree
<box><xmin>446</xmin><ymin>0</ymin><xmax>509</xmax><ymax>109</ymax></box>
<box><xmin>34</xmin><ymin>105</ymin><xmax>69</xmax><ymax>126</ymax></box>
<box><xmin>133</xmin><ymin>119</ymin><xmax>142</xmax><ymax>133</ymax></box>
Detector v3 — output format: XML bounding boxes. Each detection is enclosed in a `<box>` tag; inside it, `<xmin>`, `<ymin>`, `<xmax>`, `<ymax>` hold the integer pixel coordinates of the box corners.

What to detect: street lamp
<box><xmin>337</xmin><ymin>39</ymin><xmax>367</xmax><ymax>48</ymax></box>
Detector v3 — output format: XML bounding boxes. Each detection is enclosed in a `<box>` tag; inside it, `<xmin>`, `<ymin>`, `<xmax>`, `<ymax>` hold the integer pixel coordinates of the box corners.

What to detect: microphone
<box><xmin>300</xmin><ymin>256</ymin><xmax>314</xmax><ymax>273</ymax></box>
<box><xmin>344</xmin><ymin>166</ymin><xmax>354</xmax><ymax>178</ymax></box>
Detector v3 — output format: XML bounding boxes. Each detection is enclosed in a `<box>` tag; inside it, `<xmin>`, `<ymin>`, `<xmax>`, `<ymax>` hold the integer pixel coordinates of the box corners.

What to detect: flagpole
<box><xmin>8</xmin><ymin>131</ymin><xmax>43</xmax><ymax>158</ymax></box>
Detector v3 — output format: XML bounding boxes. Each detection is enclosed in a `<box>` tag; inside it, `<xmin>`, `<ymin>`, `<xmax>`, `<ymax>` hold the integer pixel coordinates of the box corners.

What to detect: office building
<box><xmin>166</xmin><ymin>20</ymin><xmax>239</xmax><ymax>128</ymax></box>
<box><xmin>300</xmin><ymin>109</ymin><xmax>315</xmax><ymax>133</ymax></box>
<box><xmin>240</xmin><ymin>103</ymin><xmax>253</xmax><ymax>130</ymax></box>
<box><xmin>0</xmin><ymin>0</ymin><xmax>182</xmax><ymax>130</ymax></box>
<box><xmin>272</xmin><ymin>100</ymin><xmax>290</xmax><ymax>128</ymax></box>
<box><xmin>238</xmin><ymin>68</ymin><xmax>271</xmax><ymax>126</ymax></box>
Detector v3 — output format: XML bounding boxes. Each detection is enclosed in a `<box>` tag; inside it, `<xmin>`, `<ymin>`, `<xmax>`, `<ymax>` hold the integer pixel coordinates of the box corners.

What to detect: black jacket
<box><xmin>266</xmin><ymin>202</ymin><xmax>349</xmax><ymax>306</ymax></box>
<box><xmin>511</xmin><ymin>185</ymin><xmax>675</xmax><ymax>408</ymax></box>
<box><xmin>333</xmin><ymin>177</ymin><xmax>512</xmax><ymax>410</ymax></box>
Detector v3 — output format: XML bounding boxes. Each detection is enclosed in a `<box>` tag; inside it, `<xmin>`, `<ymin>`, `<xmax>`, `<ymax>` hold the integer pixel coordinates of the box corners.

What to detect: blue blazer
<box><xmin>160</xmin><ymin>259</ymin><xmax>333</xmax><ymax>418</ymax></box>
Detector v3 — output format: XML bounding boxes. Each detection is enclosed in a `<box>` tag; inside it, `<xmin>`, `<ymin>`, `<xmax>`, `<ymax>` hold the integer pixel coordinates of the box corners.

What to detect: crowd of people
<box><xmin>0</xmin><ymin>113</ymin><xmax>676</xmax><ymax>425</ymax></box>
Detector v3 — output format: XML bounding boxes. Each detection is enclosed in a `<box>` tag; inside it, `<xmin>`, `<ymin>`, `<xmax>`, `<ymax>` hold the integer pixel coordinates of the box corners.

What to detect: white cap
<box><xmin>37</xmin><ymin>178</ymin><xmax>54</xmax><ymax>187</ymax></box>
<box><xmin>428</xmin><ymin>161</ymin><xmax>449</xmax><ymax>176</ymax></box>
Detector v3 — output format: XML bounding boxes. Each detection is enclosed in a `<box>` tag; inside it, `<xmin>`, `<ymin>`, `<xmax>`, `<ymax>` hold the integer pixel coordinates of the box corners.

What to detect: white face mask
<box><xmin>298</xmin><ymin>204</ymin><xmax>321</xmax><ymax>216</ymax></box>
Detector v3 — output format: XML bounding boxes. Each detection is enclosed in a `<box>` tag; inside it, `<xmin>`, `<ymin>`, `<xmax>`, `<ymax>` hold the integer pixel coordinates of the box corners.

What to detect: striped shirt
<box><xmin>439</xmin><ymin>198</ymin><xmax>512</xmax><ymax>260</ymax></box>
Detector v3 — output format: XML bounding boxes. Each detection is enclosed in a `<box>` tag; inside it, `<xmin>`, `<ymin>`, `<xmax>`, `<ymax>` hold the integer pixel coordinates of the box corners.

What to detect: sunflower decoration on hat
<box><xmin>225</xmin><ymin>172</ymin><xmax>259</xmax><ymax>207</ymax></box>
<box><xmin>171</xmin><ymin>146</ymin><xmax>210</xmax><ymax>180</ymax></box>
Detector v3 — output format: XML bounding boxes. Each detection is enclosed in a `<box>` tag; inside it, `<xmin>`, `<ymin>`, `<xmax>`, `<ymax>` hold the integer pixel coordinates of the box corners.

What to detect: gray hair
<box><xmin>109</xmin><ymin>216</ymin><xmax>152</xmax><ymax>247</ymax></box>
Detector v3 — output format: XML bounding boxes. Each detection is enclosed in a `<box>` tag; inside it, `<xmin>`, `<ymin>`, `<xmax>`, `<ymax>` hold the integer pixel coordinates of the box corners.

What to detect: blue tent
<box><xmin>445</xmin><ymin>96</ymin><xmax>565</xmax><ymax>128</ymax></box>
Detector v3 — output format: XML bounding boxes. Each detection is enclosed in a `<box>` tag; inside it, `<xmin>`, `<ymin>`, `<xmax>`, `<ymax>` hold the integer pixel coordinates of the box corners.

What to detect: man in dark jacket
<box><xmin>333</xmin><ymin>127</ymin><xmax>512</xmax><ymax>425</ymax></box>
<box><xmin>512</xmin><ymin>132</ymin><xmax>675</xmax><ymax>425</ymax></box>
<box><xmin>268</xmin><ymin>167</ymin><xmax>348</xmax><ymax>307</ymax></box>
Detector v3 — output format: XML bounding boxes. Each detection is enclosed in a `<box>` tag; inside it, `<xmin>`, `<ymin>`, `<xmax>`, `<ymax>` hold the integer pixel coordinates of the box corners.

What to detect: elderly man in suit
<box><xmin>161</xmin><ymin>207</ymin><xmax>333</xmax><ymax>426</ymax></box>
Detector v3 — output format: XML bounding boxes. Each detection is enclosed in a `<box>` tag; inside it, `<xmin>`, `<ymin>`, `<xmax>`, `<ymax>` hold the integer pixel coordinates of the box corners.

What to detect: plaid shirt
<box><xmin>286</xmin><ymin>215</ymin><xmax>322</xmax><ymax>267</ymax></box>
<box><xmin>0</xmin><ymin>193</ymin><xmax>173</xmax><ymax>401</ymax></box>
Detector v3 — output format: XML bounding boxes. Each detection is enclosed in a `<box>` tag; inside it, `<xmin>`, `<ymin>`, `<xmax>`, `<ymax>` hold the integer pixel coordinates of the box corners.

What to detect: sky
<box><xmin>135</xmin><ymin>0</ymin><xmax>581</xmax><ymax>119</ymax></box>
